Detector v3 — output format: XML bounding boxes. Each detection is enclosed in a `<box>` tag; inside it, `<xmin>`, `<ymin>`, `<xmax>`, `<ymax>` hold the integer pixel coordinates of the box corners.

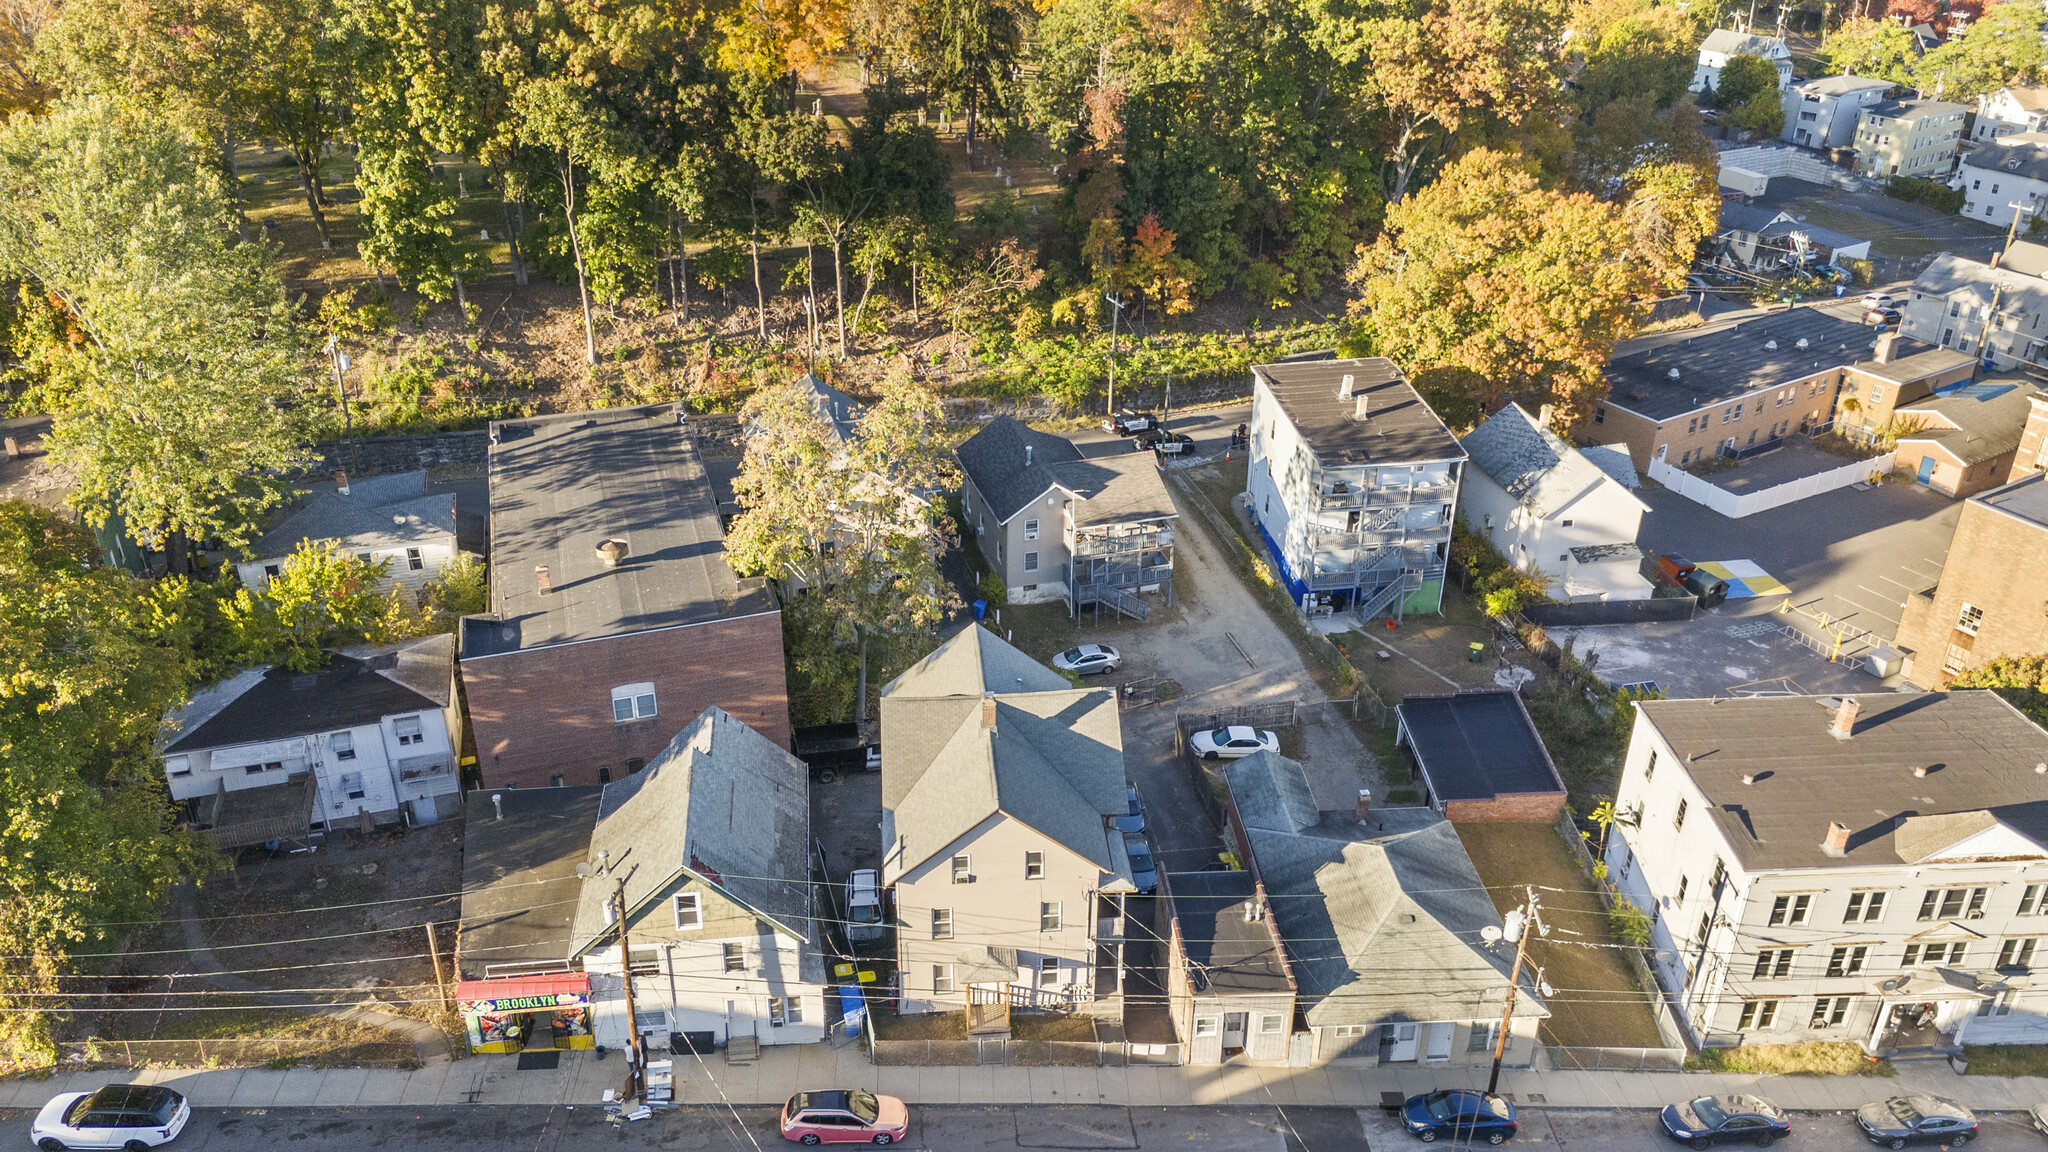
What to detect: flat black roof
<box><xmin>462</xmin><ymin>405</ymin><xmax>772</xmax><ymax>658</ymax></box>
<box><xmin>1604</xmin><ymin>305</ymin><xmax>1889</xmax><ymax>421</ymax></box>
<box><xmin>1397</xmin><ymin>691</ymin><xmax>1565</xmax><ymax>802</ymax></box>
<box><xmin>456</xmin><ymin>786</ymin><xmax>603</xmax><ymax>976</ymax></box>
<box><xmin>1165</xmin><ymin>870</ymin><xmax>1293</xmax><ymax>996</ymax></box>
<box><xmin>1253</xmin><ymin>358</ymin><xmax>1464</xmax><ymax>467</ymax></box>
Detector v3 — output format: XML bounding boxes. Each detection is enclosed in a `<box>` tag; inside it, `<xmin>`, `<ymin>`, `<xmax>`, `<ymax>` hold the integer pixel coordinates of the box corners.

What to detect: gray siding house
<box><xmin>237</xmin><ymin>470</ymin><xmax>459</xmax><ymax>594</ymax></box>
<box><xmin>1163</xmin><ymin>869</ymin><xmax>1296</xmax><ymax>1064</ymax></box>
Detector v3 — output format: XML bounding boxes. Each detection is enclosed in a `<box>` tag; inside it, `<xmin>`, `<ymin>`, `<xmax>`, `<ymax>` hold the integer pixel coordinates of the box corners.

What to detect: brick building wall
<box><xmin>461</xmin><ymin>610</ymin><xmax>791</xmax><ymax>788</ymax></box>
<box><xmin>1441</xmin><ymin>792</ymin><xmax>1568</xmax><ymax>824</ymax></box>
<box><xmin>1587</xmin><ymin>369</ymin><xmax>1843</xmax><ymax>473</ymax></box>
<box><xmin>1895</xmin><ymin>498</ymin><xmax>2048</xmax><ymax>687</ymax></box>
<box><xmin>2011</xmin><ymin>395</ymin><xmax>2048</xmax><ymax>484</ymax></box>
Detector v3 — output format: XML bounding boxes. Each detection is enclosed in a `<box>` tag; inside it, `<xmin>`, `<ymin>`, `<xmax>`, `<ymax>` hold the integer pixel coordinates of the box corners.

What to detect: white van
<box><xmin>846</xmin><ymin>869</ymin><xmax>886</xmax><ymax>943</ymax></box>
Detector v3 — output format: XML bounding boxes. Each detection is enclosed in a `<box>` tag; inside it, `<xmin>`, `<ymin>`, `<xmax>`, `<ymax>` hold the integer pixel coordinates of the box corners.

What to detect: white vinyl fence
<box><xmin>1647</xmin><ymin>452</ymin><xmax>1892</xmax><ymax>519</ymax></box>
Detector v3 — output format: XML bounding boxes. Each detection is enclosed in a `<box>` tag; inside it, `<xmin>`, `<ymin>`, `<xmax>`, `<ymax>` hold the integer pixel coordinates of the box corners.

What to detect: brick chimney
<box><xmin>1537</xmin><ymin>403</ymin><xmax>1555</xmax><ymax>429</ymax></box>
<box><xmin>1873</xmin><ymin>331</ymin><xmax>1901</xmax><ymax>364</ymax></box>
<box><xmin>1830</xmin><ymin>696</ymin><xmax>1859</xmax><ymax>739</ymax></box>
<box><xmin>1822</xmin><ymin>820</ymin><xmax>1851</xmax><ymax>858</ymax></box>
<box><xmin>535</xmin><ymin>564</ymin><xmax>552</xmax><ymax>595</ymax></box>
<box><xmin>335</xmin><ymin>469</ymin><xmax>350</xmax><ymax>495</ymax></box>
<box><xmin>981</xmin><ymin>691</ymin><xmax>997</xmax><ymax>732</ymax></box>
<box><xmin>1356</xmin><ymin>789</ymin><xmax>1372</xmax><ymax>820</ymax></box>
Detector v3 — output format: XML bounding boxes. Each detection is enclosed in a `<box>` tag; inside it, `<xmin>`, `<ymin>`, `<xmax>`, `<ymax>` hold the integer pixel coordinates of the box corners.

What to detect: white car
<box><xmin>33</xmin><ymin>1085</ymin><xmax>189</xmax><ymax>1151</ymax></box>
<box><xmin>1052</xmin><ymin>644</ymin><xmax>1122</xmax><ymax>675</ymax></box>
<box><xmin>1190</xmin><ymin>725</ymin><xmax>1280</xmax><ymax>760</ymax></box>
<box><xmin>1862</xmin><ymin>291</ymin><xmax>1894</xmax><ymax>310</ymax></box>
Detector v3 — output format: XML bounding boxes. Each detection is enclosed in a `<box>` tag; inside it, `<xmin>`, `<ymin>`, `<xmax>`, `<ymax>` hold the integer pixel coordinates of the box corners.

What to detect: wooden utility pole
<box><xmin>2007</xmin><ymin>202</ymin><xmax>2036</xmax><ymax>253</ymax></box>
<box><xmin>1487</xmin><ymin>887</ymin><xmax>1546</xmax><ymax>1095</ymax></box>
<box><xmin>615</xmin><ymin>880</ymin><xmax>644</xmax><ymax>1100</ymax></box>
<box><xmin>424</xmin><ymin>922</ymin><xmax>451</xmax><ymax>1012</ymax></box>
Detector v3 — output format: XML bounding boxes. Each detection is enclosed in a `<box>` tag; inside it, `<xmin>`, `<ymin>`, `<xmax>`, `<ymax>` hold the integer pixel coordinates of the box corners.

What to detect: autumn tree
<box><xmin>1818</xmin><ymin>16</ymin><xmax>1920</xmax><ymax>85</ymax></box>
<box><xmin>1349</xmin><ymin>148</ymin><xmax>1672</xmax><ymax>429</ymax></box>
<box><xmin>1715</xmin><ymin>56</ymin><xmax>1787</xmax><ymax>136</ymax></box>
<box><xmin>1575</xmin><ymin>5</ymin><xmax>1697</xmax><ymax>113</ymax></box>
<box><xmin>1916</xmin><ymin>0</ymin><xmax>2047</xmax><ymax>102</ymax></box>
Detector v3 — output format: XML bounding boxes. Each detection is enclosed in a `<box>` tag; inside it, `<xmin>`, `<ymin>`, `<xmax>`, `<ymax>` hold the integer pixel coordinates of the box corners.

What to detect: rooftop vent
<box><xmin>1355</xmin><ymin>394</ymin><xmax>1371</xmax><ymax>421</ymax></box>
<box><xmin>1338</xmin><ymin>373</ymin><xmax>1357</xmax><ymax>398</ymax></box>
<box><xmin>1913</xmin><ymin>765</ymin><xmax>1928</xmax><ymax>778</ymax></box>
<box><xmin>1667</xmin><ymin>368</ymin><xmax>1682</xmax><ymax>380</ymax></box>
<box><xmin>1025</xmin><ymin>444</ymin><xmax>1034</xmax><ymax>467</ymax></box>
<box><xmin>535</xmin><ymin>564</ymin><xmax>552</xmax><ymax>595</ymax></box>
<box><xmin>1796</xmin><ymin>338</ymin><xmax>1810</xmax><ymax>350</ymax></box>
<box><xmin>1741</xmin><ymin>774</ymin><xmax>1757</xmax><ymax>785</ymax></box>
<box><xmin>595</xmin><ymin>538</ymin><xmax>630</xmax><ymax>568</ymax></box>
<box><xmin>335</xmin><ymin>470</ymin><xmax>350</xmax><ymax>495</ymax></box>
<box><xmin>1765</xmin><ymin>339</ymin><xmax>1780</xmax><ymax>350</ymax></box>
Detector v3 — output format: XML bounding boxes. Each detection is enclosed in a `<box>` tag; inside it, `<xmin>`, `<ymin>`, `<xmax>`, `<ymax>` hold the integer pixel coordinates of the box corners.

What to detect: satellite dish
<box><xmin>1539</xmin><ymin>981</ymin><xmax>1557</xmax><ymax>997</ymax></box>
<box><xmin>575</xmin><ymin>862</ymin><xmax>592</xmax><ymax>879</ymax></box>
<box><xmin>1481</xmin><ymin>925</ymin><xmax>1503</xmax><ymax>944</ymax></box>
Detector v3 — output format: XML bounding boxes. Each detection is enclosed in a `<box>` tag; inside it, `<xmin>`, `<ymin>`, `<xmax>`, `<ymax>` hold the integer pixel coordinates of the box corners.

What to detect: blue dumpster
<box><xmin>838</xmin><ymin>984</ymin><xmax>867</xmax><ymax>1040</ymax></box>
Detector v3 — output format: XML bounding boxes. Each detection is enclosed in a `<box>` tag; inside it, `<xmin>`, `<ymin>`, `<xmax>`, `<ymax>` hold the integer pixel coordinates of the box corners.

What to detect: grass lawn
<box><xmin>1688</xmin><ymin>1042</ymin><xmax>1894</xmax><ymax>1077</ymax></box>
<box><xmin>1010</xmin><ymin>1013</ymin><xmax>1099</xmax><ymax>1041</ymax></box>
<box><xmin>1963</xmin><ymin>1045</ymin><xmax>2048</xmax><ymax>1077</ymax></box>
<box><xmin>1454</xmin><ymin>822</ymin><xmax>1666</xmax><ymax>1051</ymax></box>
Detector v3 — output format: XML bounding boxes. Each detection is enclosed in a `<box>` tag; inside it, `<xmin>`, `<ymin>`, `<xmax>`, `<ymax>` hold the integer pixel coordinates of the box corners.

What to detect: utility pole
<box><xmin>424</xmin><ymin>922</ymin><xmax>450</xmax><ymax>1012</ymax></box>
<box><xmin>1104</xmin><ymin>292</ymin><xmax>1126</xmax><ymax>418</ymax></box>
<box><xmin>2006</xmin><ymin>201</ymin><xmax>2035</xmax><ymax>253</ymax></box>
<box><xmin>1487</xmin><ymin>886</ymin><xmax>1548</xmax><ymax>1095</ymax></box>
<box><xmin>615</xmin><ymin>880</ymin><xmax>644</xmax><ymax>1101</ymax></box>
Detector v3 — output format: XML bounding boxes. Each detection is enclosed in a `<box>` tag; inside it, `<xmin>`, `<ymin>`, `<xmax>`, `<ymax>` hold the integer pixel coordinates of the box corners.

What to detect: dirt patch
<box><xmin>1010</xmin><ymin>1013</ymin><xmax>1100</xmax><ymax>1041</ymax></box>
<box><xmin>1453</xmin><ymin>822</ymin><xmax>1666</xmax><ymax>1051</ymax></box>
<box><xmin>873</xmin><ymin>1010</ymin><xmax>969</xmax><ymax>1041</ymax></box>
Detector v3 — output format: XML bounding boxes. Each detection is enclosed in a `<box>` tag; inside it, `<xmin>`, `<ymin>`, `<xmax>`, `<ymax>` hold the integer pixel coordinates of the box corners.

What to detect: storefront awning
<box><xmin>456</xmin><ymin>972</ymin><xmax>590</xmax><ymax>1013</ymax></box>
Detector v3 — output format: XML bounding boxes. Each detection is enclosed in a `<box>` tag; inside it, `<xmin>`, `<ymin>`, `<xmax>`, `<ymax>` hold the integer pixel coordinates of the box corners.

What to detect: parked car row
<box><xmin>1396</xmin><ymin>1091</ymin><xmax>1982</xmax><ymax>1149</ymax></box>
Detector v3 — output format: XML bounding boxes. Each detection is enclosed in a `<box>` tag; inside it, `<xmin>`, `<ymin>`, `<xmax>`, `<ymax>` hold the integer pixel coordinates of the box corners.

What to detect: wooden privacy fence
<box><xmin>59</xmin><ymin>1037</ymin><xmax>417</xmax><ymax>1069</ymax></box>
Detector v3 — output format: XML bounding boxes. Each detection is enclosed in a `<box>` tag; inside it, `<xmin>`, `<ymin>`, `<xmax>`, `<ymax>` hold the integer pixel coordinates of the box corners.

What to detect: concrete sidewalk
<box><xmin>5</xmin><ymin>1045</ymin><xmax>2048</xmax><ymax>1116</ymax></box>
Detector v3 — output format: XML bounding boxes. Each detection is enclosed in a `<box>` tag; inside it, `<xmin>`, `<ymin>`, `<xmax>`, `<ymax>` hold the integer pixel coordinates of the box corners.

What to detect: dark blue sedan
<box><xmin>1403</xmin><ymin>1089</ymin><xmax>1518</xmax><ymax>1145</ymax></box>
<box><xmin>1661</xmin><ymin>1094</ymin><xmax>1792</xmax><ymax>1147</ymax></box>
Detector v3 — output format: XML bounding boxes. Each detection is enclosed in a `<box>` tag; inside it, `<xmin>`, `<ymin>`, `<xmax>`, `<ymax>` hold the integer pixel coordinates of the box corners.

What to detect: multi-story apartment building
<box><xmin>1854</xmin><ymin>99</ymin><xmax>1968</xmax><ymax>180</ymax></box>
<box><xmin>1899</xmin><ymin>245</ymin><xmax>2048</xmax><ymax>370</ymax></box>
<box><xmin>1605</xmin><ymin>691</ymin><xmax>2048</xmax><ymax>1054</ymax></box>
<box><xmin>955</xmin><ymin>415</ymin><xmax>1178</xmax><ymax>618</ymax></box>
<box><xmin>880</xmin><ymin>625</ymin><xmax>1137</xmax><ymax>1017</ymax></box>
<box><xmin>1973</xmin><ymin>85</ymin><xmax>2048</xmax><ymax>144</ymax></box>
<box><xmin>1244</xmin><ymin>357</ymin><xmax>1464</xmax><ymax>623</ymax></box>
<box><xmin>1896</xmin><ymin>471</ymin><xmax>2048</xmax><ymax>686</ymax></box>
<box><xmin>1782</xmin><ymin>75</ymin><xmax>1894</xmax><ymax>150</ymax></box>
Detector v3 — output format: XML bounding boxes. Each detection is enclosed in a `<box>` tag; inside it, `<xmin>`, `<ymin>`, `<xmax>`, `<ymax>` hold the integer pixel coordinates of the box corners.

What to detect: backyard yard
<box><xmin>1454</xmin><ymin>822</ymin><xmax>1668</xmax><ymax>1054</ymax></box>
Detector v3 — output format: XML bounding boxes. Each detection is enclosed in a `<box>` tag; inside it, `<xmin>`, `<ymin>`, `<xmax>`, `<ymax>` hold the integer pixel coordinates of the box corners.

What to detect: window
<box><xmin>931</xmin><ymin>909</ymin><xmax>953</xmax><ymax>939</ymax></box>
<box><xmin>2000</xmin><ymin>937</ymin><xmax>2040</xmax><ymax>968</ymax></box>
<box><xmin>769</xmin><ymin>996</ymin><xmax>800</xmax><ymax>1026</ymax></box>
<box><xmin>952</xmin><ymin>854</ymin><xmax>971</xmax><ymax>884</ymax></box>
<box><xmin>1468</xmin><ymin>1022</ymin><xmax>1496</xmax><ymax>1051</ymax></box>
<box><xmin>598</xmin><ymin>765</ymin><xmax>612</xmax><ymax>784</ymax></box>
<box><xmin>1769</xmin><ymin>895</ymin><xmax>1812</xmax><ymax>926</ymax></box>
<box><xmin>550</xmin><ymin>774</ymin><xmax>565</xmax><ymax>787</ymax></box>
<box><xmin>1844</xmin><ymin>891</ymin><xmax>1889</xmax><ymax>923</ymax></box>
<box><xmin>1674</xmin><ymin>798</ymin><xmax>1688</xmax><ymax>831</ymax></box>
<box><xmin>627</xmin><ymin>757</ymin><xmax>645</xmax><ymax>774</ymax></box>
<box><xmin>1944</xmin><ymin>644</ymin><xmax>1971</xmax><ymax>675</ymax></box>
<box><xmin>1697</xmin><ymin>911</ymin><xmax>1712</xmax><ymax>945</ymax></box>
<box><xmin>1978</xmin><ymin>990</ymin><xmax>2016</xmax><ymax>1017</ymax></box>
<box><xmin>1827</xmin><ymin>946</ymin><xmax>1868</xmax><ymax>977</ymax></box>
<box><xmin>611</xmin><ymin>683</ymin><xmax>658</xmax><ymax>723</ymax></box>
<box><xmin>934</xmin><ymin>965</ymin><xmax>955</xmax><ymax>993</ymax></box>
<box><xmin>331</xmin><ymin>732</ymin><xmax>356</xmax><ymax>761</ymax></box>
<box><xmin>996</xmin><ymin>541</ymin><xmax>1003</xmax><ymax>562</ymax></box>
<box><xmin>1194</xmin><ymin>1017</ymin><xmax>1219</xmax><ymax>1037</ymax></box>
<box><xmin>1709</xmin><ymin>858</ymin><xmax>1728</xmax><ymax>894</ymax></box>
<box><xmin>405</xmin><ymin>547</ymin><xmax>424</xmax><ymax>571</ymax></box>
<box><xmin>1023</xmin><ymin>551</ymin><xmax>1038</xmax><ymax>572</ymax></box>
<box><xmin>1259</xmin><ymin>1014</ymin><xmax>1284</xmax><ymax>1034</ymax></box>
<box><xmin>1957</xmin><ymin>602</ymin><xmax>1984</xmax><ymax>635</ymax></box>
<box><xmin>166</xmin><ymin>756</ymin><xmax>191</xmax><ymax>778</ymax></box>
<box><xmin>335</xmin><ymin>772</ymin><xmax>366</xmax><ymax>801</ymax></box>
<box><xmin>1593</xmin><ymin>407</ymin><xmax>1605</xmax><ymax>425</ymax></box>
<box><xmin>1023</xmin><ymin>519</ymin><xmax>1039</xmax><ymax>540</ymax></box>
<box><xmin>244</xmin><ymin>761</ymin><xmax>282</xmax><ymax>776</ymax></box>
<box><xmin>724</xmin><ymin>943</ymin><xmax>745</xmax><ymax>972</ymax></box>
<box><xmin>673</xmin><ymin>893</ymin><xmax>701</xmax><ymax>929</ymax></box>
<box><xmin>1041</xmin><ymin>901</ymin><xmax>1061</xmax><ymax>931</ymax></box>
<box><xmin>1644</xmin><ymin>750</ymin><xmax>1657</xmax><ymax>782</ymax></box>
<box><xmin>1904</xmin><ymin>941</ymin><xmax>1968</xmax><ymax>966</ymax></box>
<box><xmin>1676</xmin><ymin>875</ymin><xmax>1689</xmax><ymax>905</ymax></box>
<box><xmin>1039</xmin><ymin>957</ymin><xmax>1060</xmax><ymax>985</ymax></box>
<box><xmin>1738</xmin><ymin>1000</ymin><xmax>1779</xmax><ymax>1029</ymax></box>
<box><xmin>1811</xmin><ymin>997</ymin><xmax>1851</xmax><ymax>1028</ymax></box>
<box><xmin>2021</xmin><ymin>884</ymin><xmax>2046</xmax><ymax>915</ymax></box>
<box><xmin>1753</xmin><ymin>949</ymin><xmax>1795</xmax><ymax>979</ymax></box>
<box><xmin>1918</xmin><ymin>887</ymin><xmax>1989</xmax><ymax>921</ymax></box>
<box><xmin>393</xmin><ymin>715</ymin><xmax>424</xmax><ymax>746</ymax></box>
<box><xmin>1024</xmin><ymin>851</ymin><xmax>1044</xmax><ymax>880</ymax></box>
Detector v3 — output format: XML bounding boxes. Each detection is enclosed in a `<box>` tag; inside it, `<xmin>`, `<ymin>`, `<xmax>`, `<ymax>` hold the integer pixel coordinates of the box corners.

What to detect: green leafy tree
<box><xmin>914</xmin><ymin>0</ymin><xmax>1020</xmax><ymax>170</ymax></box>
<box><xmin>0</xmin><ymin>97</ymin><xmax>314</xmax><ymax>562</ymax></box>
<box><xmin>1952</xmin><ymin>653</ymin><xmax>2048</xmax><ymax>727</ymax></box>
<box><xmin>1818</xmin><ymin>16</ymin><xmax>1920</xmax><ymax>86</ymax></box>
<box><xmin>0</xmin><ymin>502</ymin><xmax>217</xmax><ymax>1068</ymax></box>
<box><xmin>224</xmin><ymin>540</ymin><xmax>395</xmax><ymax>672</ymax></box>
<box><xmin>1711</xmin><ymin>53</ymin><xmax>1781</xmax><ymax>110</ymax></box>
<box><xmin>1916</xmin><ymin>0</ymin><xmax>2048</xmax><ymax>103</ymax></box>
<box><xmin>1575</xmin><ymin>7</ymin><xmax>1695</xmax><ymax>112</ymax></box>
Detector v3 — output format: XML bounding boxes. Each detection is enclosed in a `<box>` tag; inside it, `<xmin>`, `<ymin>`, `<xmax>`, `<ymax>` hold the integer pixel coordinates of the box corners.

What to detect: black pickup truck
<box><xmin>792</xmin><ymin>723</ymin><xmax>880</xmax><ymax>781</ymax></box>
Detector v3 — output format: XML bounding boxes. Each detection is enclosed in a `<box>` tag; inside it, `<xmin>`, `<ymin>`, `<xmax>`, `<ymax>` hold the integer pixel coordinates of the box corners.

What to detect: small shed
<box><xmin>1395</xmin><ymin>691</ymin><xmax>1567</xmax><ymax>822</ymax></box>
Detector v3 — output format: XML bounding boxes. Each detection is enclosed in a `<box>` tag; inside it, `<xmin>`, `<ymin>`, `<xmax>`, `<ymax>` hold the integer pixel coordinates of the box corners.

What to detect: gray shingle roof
<box><xmin>1911</xmin><ymin>253</ymin><xmax>2048</xmax><ymax>320</ymax></box>
<box><xmin>1461</xmin><ymin>403</ymin><xmax>1632</xmax><ymax>518</ymax></box>
<box><xmin>1701</xmin><ymin>29</ymin><xmax>1786</xmax><ymax>58</ymax></box>
<box><xmin>1963</xmin><ymin>133</ymin><xmax>2048</xmax><ymax>183</ymax></box>
<box><xmin>1895</xmin><ymin>380</ymin><xmax>2039</xmax><ymax>465</ymax></box>
<box><xmin>2000</xmin><ymin>240</ymin><xmax>2048</xmax><ymax>278</ymax></box>
<box><xmin>251</xmin><ymin>470</ymin><xmax>455</xmax><ymax>560</ymax></box>
<box><xmin>570</xmin><ymin>707</ymin><xmax>814</xmax><ymax>951</ymax></box>
<box><xmin>1224</xmin><ymin>753</ymin><xmax>1546</xmax><ymax>1028</ymax></box>
<box><xmin>1758</xmin><ymin>218</ymin><xmax>1865</xmax><ymax>252</ymax></box>
<box><xmin>1252</xmin><ymin>358</ymin><xmax>1464</xmax><ymax>466</ymax></box>
<box><xmin>164</xmin><ymin>641</ymin><xmax>448</xmax><ymax>753</ymax></box>
<box><xmin>795</xmin><ymin>373</ymin><xmax>864</xmax><ymax>446</ymax></box>
<box><xmin>1719</xmin><ymin>203</ymin><xmax>1783</xmax><ymax>235</ymax></box>
<box><xmin>1865</xmin><ymin>97</ymin><xmax>1968</xmax><ymax>123</ymax></box>
<box><xmin>1636</xmin><ymin>691</ymin><xmax>2048</xmax><ymax>871</ymax></box>
<box><xmin>461</xmin><ymin>405</ymin><xmax>770</xmax><ymax>658</ymax></box>
<box><xmin>879</xmin><ymin>626</ymin><xmax>1128</xmax><ymax>884</ymax></box>
<box><xmin>1792</xmin><ymin>75</ymin><xmax>1893</xmax><ymax>97</ymax></box>
<box><xmin>1046</xmin><ymin>453</ymin><xmax>1178</xmax><ymax>527</ymax></box>
<box><xmin>955</xmin><ymin>416</ymin><xmax>1084</xmax><ymax>522</ymax></box>
<box><xmin>1583</xmin><ymin>443</ymin><xmax>1641</xmax><ymax>489</ymax></box>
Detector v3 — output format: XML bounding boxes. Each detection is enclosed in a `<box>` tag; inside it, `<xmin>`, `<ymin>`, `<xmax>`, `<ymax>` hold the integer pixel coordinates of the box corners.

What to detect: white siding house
<box><xmin>1692</xmin><ymin>29</ymin><xmax>1793</xmax><ymax>94</ymax></box>
<box><xmin>1961</xmin><ymin>133</ymin><xmax>2048</xmax><ymax>228</ymax></box>
<box><xmin>163</xmin><ymin>635</ymin><xmax>463</xmax><ymax>841</ymax></box>
<box><xmin>237</xmin><ymin>470</ymin><xmax>461</xmax><ymax>595</ymax></box>
<box><xmin>1457</xmin><ymin>403</ymin><xmax>1650</xmax><ymax>594</ymax></box>
<box><xmin>1974</xmin><ymin>86</ymin><xmax>2048</xmax><ymax>144</ymax></box>
<box><xmin>1605</xmin><ymin>692</ymin><xmax>2048</xmax><ymax>1054</ymax></box>
<box><xmin>1782</xmin><ymin>75</ymin><xmax>1893</xmax><ymax>149</ymax></box>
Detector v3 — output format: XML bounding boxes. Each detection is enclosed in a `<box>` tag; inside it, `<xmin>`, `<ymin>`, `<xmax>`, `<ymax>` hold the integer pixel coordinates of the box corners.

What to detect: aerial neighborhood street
<box><xmin>23</xmin><ymin>0</ymin><xmax>2048</xmax><ymax>1149</ymax></box>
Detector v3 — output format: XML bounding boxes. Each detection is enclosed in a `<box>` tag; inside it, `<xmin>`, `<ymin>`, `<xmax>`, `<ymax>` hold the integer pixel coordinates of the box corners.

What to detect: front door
<box><xmin>1389</xmin><ymin>1022</ymin><xmax>1420</xmax><ymax>1062</ymax></box>
<box><xmin>1917</xmin><ymin>455</ymin><xmax>1937</xmax><ymax>484</ymax></box>
<box><xmin>1222</xmin><ymin>1012</ymin><xmax>1247</xmax><ymax>1051</ymax></box>
<box><xmin>1425</xmin><ymin>1022</ymin><xmax>1453</xmax><ymax>1062</ymax></box>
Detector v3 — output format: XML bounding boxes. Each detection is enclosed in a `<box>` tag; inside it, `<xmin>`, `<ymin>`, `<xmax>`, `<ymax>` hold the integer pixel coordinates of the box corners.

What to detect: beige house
<box><xmin>881</xmin><ymin>626</ymin><xmax>1137</xmax><ymax>1017</ymax></box>
<box><xmin>1886</xmin><ymin>381</ymin><xmax>2039</xmax><ymax>498</ymax></box>
<box><xmin>1854</xmin><ymin>98</ymin><xmax>1967</xmax><ymax>180</ymax></box>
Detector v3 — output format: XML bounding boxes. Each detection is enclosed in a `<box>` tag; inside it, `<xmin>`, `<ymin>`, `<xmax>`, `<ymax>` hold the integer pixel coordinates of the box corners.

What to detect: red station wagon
<box><xmin>779</xmin><ymin>1090</ymin><xmax>910</xmax><ymax>1145</ymax></box>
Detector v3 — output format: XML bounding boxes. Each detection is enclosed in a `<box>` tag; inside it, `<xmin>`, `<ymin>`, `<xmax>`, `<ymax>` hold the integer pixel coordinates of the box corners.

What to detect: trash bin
<box><xmin>972</xmin><ymin>598</ymin><xmax>987</xmax><ymax>621</ymax></box>
<box><xmin>1468</xmin><ymin>642</ymin><xmax>1486</xmax><ymax>664</ymax></box>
